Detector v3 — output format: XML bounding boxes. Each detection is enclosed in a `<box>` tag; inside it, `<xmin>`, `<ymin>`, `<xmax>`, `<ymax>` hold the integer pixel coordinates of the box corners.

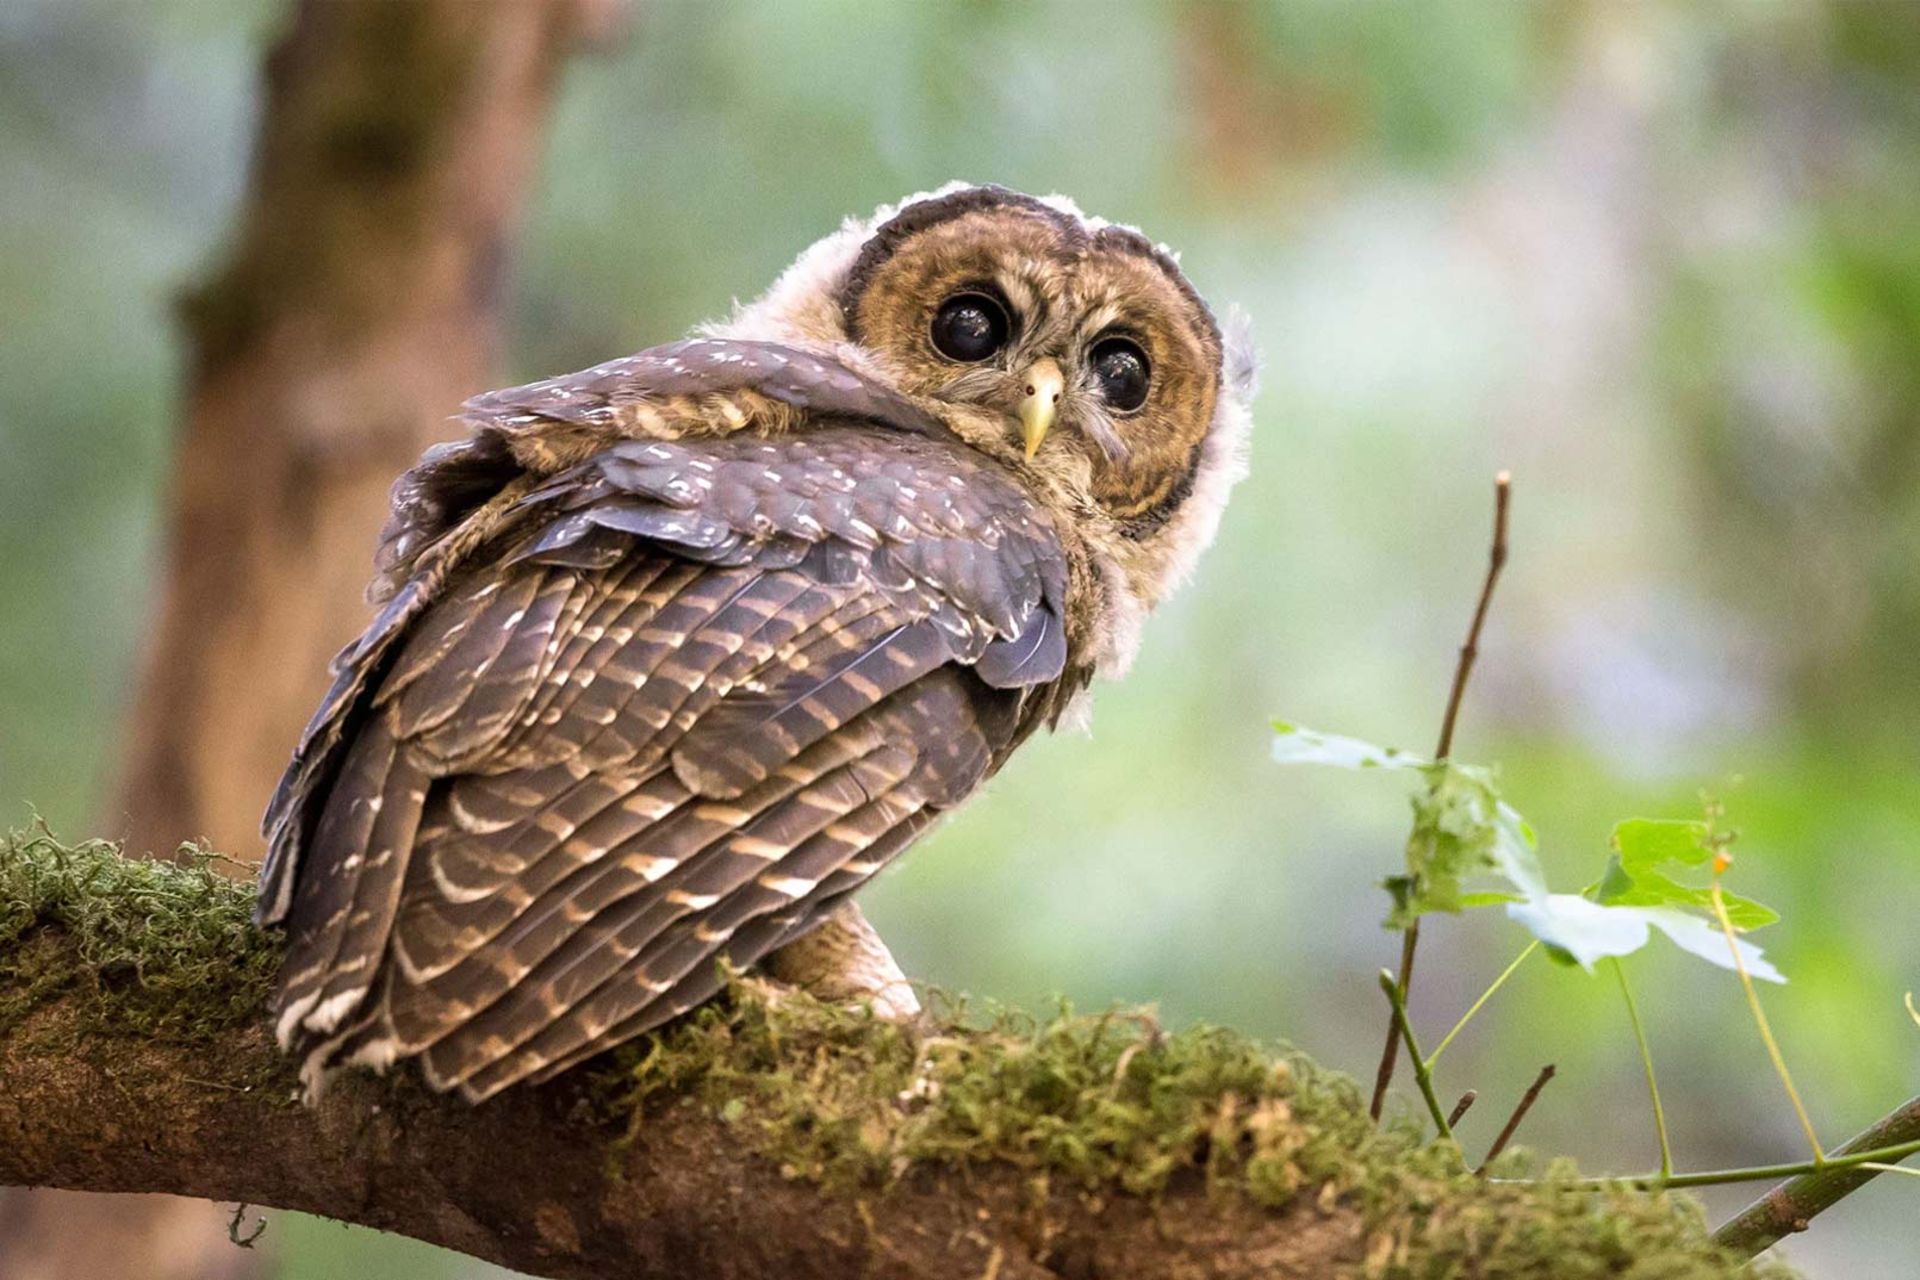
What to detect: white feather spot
<box><xmin>343</xmin><ymin>1036</ymin><xmax>400</xmax><ymax>1072</ymax></box>
<box><xmin>731</xmin><ymin>836</ymin><xmax>787</xmax><ymax>861</ymax></box>
<box><xmin>304</xmin><ymin>987</ymin><xmax>367</xmax><ymax>1035</ymax></box>
<box><xmin>428</xmin><ymin>854</ymin><xmax>497</xmax><ymax>904</ymax></box>
<box><xmin>757</xmin><ymin>874</ymin><xmax>816</xmax><ymax>899</ymax></box>
<box><xmin>275</xmin><ymin>993</ymin><xmax>320</xmax><ymax>1047</ymax></box>
<box><xmin>634</xmin><ymin>854</ymin><xmax>678</xmax><ymax>882</ymax></box>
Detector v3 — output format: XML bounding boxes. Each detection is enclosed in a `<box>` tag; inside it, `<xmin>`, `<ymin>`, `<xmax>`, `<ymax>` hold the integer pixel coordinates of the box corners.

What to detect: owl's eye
<box><xmin>1089</xmin><ymin>337</ymin><xmax>1150</xmax><ymax>412</ymax></box>
<box><xmin>930</xmin><ymin>292</ymin><xmax>1011</xmax><ymax>362</ymax></box>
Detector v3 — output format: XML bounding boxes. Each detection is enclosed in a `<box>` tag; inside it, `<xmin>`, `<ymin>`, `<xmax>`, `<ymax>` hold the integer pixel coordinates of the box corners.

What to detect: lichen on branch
<box><xmin>0</xmin><ymin>832</ymin><xmax>1789</xmax><ymax>1280</ymax></box>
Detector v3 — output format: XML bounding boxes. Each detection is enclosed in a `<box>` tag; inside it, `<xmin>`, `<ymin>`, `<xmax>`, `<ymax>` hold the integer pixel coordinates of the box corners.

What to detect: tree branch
<box><xmin>1713</xmin><ymin>1096</ymin><xmax>1920</xmax><ymax>1258</ymax></box>
<box><xmin>0</xmin><ymin>834</ymin><xmax>1777</xmax><ymax>1279</ymax></box>
<box><xmin>6</xmin><ymin>932</ymin><xmax>1313</xmax><ymax>1280</ymax></box>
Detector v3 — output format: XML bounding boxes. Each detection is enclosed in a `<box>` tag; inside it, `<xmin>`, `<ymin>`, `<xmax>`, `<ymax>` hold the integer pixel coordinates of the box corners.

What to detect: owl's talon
<box><xmin>761</xmin><ymin>902</ymin><xmax>920</xmax><ymax>1022</ymax></box>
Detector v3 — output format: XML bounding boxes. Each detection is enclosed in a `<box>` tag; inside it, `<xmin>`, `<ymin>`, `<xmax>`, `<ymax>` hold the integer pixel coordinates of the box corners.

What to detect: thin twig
<box><xmin>227</xmin><ymin>1202</ymin><xmax>266</xmax><ymax>1248</ymax></box>
<box><xmin>1859</xmin><ymin>1162</ymin><xmax>1920</xmax><ymax>1180</ymax></box>
<box><xmin>1428</xmin><ymin>939</ymin><xmax>1538</xmax><ymax>1066</ymax></box>
<box><xmin>1712</xmin><ymin>1097</ymin><xmax>1920</xmax><ymax>1257</ymax></box>
<box><xmin>1709</xmin><ymin>877</ymin><xmax>1823</xmax><ymax>1164</ymax></box>
<box><xmin>1672</xmin><ymin>1139</ymin><xmax>1920</xmax><ymax>1189</ymax></box>
<box><xmin>1368</xmin><ymin>471</ymin><xmax>1514</xmax><ymax>1122</ymax></box>
<box><xmin>1369</xmin><ymin>929</ymin><xmax>1419</xmax><ymax>1122</ymax></box>
<box><xmin>1497</xmin><ymin>1133</ymin><xmax>1920</xmax><ymax>1193</ymax></box>
<box><xmin>1611</xmin><ymin>958</ymin><xmax>1672</xmax><ymax>1179</ymax></box>
<box><xmin>1476</xmin><ymin>1064</ymin><xmax>1555</xmax><ymax>1174</ymax></box>
<box><xmin>1378</xmin><ymin>970</ymin><xmax>1455</xmax><ymax>1144</ymax></box>
<box><xmin>184</xmin><ymin>1076</ymin><xmax>252</xmax><ymax>1094</ymax></box>
<box><xmin>1448</xmin><ymin>1091</ymin><xmax>1479</xmax><ymax>1128</ymax></box>
<box><xmin>1435</xmin><ymin>471</ymin><xmax>1512</xmax><ymax>762</ymax></box>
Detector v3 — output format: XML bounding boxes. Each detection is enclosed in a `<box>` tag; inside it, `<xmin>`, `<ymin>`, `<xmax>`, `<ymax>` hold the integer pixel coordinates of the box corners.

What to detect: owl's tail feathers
<box><xmin>269</xmin><ymin>717</ymin><xmax>429</xmax><ymax>1068</ymax></box>
<box><xmin>287</xmin><ymin>997</ymin><xmax>405</xmax><ymax>1104</ymax></box>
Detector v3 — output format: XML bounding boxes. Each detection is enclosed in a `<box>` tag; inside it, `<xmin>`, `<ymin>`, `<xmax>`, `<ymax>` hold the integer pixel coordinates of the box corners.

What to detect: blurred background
<box><xmin>2</xmin><ymin>1</ymin><xmax>1916</xmax><ymax>1276</ymax></box>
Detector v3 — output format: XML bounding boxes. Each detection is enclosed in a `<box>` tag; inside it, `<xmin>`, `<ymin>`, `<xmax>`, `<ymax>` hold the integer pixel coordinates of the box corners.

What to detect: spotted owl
<box><xmin>257</xmin><ymin>184</ymin><xmax>1255</xmax><ymax>1101</ymax></box>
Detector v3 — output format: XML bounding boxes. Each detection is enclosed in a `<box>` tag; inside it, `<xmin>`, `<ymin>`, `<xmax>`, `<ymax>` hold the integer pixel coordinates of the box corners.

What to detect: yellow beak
<box><xmin>1017</xmin><ymin>358</ymin><xmax>1064</xmax><ymax>461</ymax></box>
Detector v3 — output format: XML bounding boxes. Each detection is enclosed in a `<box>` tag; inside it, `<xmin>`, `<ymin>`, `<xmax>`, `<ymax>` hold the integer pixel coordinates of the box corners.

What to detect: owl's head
<box><xmin>713</xmin><ymin>184</ymin><xmax>1254</xmax><ymax>673</ymax></box>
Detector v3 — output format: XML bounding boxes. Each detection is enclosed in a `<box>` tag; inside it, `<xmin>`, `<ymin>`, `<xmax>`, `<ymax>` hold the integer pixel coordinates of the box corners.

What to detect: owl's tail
<box><xmin>269</xmin><ymin>717</ymin><xmax>428</xmax><ymax>1067</ymax></box>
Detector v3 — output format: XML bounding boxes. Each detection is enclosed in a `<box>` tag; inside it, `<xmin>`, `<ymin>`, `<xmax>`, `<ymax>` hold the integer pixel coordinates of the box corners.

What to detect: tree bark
<box><xmin>2</xmin><ymin>3</ymin><xmax>601</xmax><ymax>1276</ymax></box>
<box><xmin>0</xmin><ymin>932</ymin><xmax>1368</xmax><ymax>1280</ymax></box>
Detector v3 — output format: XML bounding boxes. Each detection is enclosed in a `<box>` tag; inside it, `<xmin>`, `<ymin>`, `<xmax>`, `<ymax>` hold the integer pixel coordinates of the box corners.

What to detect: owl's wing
<box><xmin>264</xmin><ymin>421</ymin><xmax>1075</xmax><ymax>1101</ymax></box>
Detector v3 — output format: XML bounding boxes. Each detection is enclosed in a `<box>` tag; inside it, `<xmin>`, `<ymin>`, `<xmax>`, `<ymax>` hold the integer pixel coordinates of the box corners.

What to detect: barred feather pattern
<box><xmin>257</xmin><ymin>348</ymin><xmax>1079</xmax><ymax>1101</ymax></box>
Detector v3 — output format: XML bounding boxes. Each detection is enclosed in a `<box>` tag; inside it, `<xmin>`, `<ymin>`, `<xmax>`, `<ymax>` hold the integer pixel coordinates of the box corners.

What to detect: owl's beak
<box><xmin>1016</xmin><ymin>359</ymin><xmax>1064</xmax><ymax>461</ymax></box>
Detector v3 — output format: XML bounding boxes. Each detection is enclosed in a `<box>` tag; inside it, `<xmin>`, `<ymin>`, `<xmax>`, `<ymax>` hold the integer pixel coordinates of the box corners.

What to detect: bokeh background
<box><xmin>3</xmin><ymin>1</ymin><xmax>1916</xmax><ymax>1276</ymax></box>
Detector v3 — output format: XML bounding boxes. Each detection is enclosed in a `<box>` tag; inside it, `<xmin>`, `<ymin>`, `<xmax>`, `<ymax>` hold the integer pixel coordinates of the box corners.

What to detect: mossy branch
<box><xmin>0</xmin><ymin>832</ymin><xmax>1787</xmax><ymax>1280</ymax></box>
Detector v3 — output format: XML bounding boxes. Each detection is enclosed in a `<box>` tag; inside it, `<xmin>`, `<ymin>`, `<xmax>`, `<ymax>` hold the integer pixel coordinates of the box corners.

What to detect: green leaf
<box><xmin>1507</xmin><ymin>894</ymin><xmax>1654</xmax><ymax>969</ymax></box>
<box><xmin>1392</xmin><ymin>763</ymin><xmax>1488</xmax><ymax>926</ymax></box>
<box><xmin>1593</xmin><ymin>862</ymin><xmax>1780</xmax><ymax>930</ymax></box>
<box><xmin>1270</xmin><ymin>720</ymin><xmax>1549</xmax><ymax>928</ymax></box>
<box><xmin>1386</xmin><ymin>761</ymin><xmax>1549</xmax><ymax>927</ymax></box>
<box><xmin>1592</xmin><ymin>816</ymin><xmax>1781</xmax><ymax>932</ymax></box>
<box><xmin>1270</xmin><ymin>722</ymin><xmax>1425</xmax><ymax>771</ymax></box>
<box><xmin>1382</xmin><ymin>875</ymin><xmax>1417</xmax><ymax>924</ymax></box>
<box><xmin>1492</xmin><ymin>799</ymin><xmax>1549</xmax><ymax>901</ymax></box>
<box><xmin>1504</xmin><ymin>895</ymin><xmax>1784</xmax><ymax>982</ymax></box>
<box><xmin>1611</xmin><ymin>818</ymin><xmax>1713</xmax><ymax>871</ymax></box>
<box><xmin>1640</xmin><ymin>906</ymin><xmax>1785</xmax><ymax>983</ymax></box>
<box><xmin>1718</xmin><ymin>890</ymin><xmax>1780</xmax><ymax>932</ymax></box>
<box><xmin>1594</xmin><ymin>854</ymin><xmax>1636</xmax><ymax>904</ymax></box>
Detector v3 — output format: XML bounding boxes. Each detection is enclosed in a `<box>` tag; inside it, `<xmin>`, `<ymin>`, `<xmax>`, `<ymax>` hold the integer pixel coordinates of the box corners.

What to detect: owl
<box><xmin>257</xmin><ymin>184</ymin><xmax>1254</xmax><ymax>1101</ymax></box>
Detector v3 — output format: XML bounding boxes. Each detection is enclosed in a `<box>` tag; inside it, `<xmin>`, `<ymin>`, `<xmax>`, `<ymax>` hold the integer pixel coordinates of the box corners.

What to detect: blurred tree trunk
<box><xmin>116</xmin><ymin>0</ymin><xmax>601</xmax><ymax>859</ymax></box>
<box><xmin>0</xmin><ymin>1</ymin><xmax>608</xmax><ymax>1276</ymax></box>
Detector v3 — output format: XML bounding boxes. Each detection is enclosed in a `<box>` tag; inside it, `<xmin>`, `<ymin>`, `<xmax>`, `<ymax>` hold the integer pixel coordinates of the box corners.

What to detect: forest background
<box><xmin>1</xmin><ymin>3</ymin><xmax>1915</xmax><ymax>1275</ymax></box>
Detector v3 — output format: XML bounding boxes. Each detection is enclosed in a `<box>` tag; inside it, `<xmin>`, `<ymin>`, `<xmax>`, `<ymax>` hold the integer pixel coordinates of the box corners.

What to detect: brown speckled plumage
<box><xmin>258</xmin><ymin>185</ymin><xmax>1254</xmax><ymax>1101</ymax></box>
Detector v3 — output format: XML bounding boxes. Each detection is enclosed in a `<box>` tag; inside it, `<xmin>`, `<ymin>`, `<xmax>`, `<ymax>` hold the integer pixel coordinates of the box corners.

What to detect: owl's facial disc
<box><xmin>840</xmin><ymin>185</ymin><xmax>1224</xmax><ymax>536</ymax></box>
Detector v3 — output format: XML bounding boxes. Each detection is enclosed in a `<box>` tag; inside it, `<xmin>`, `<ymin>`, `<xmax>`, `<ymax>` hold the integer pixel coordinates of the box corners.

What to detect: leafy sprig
<box><xmin>1262</xmin><ymin>471</ymin><xmax>1918</xmax><ymax>1258</ymax></box>
<box><xmin>1271</xmin><ymin>722</ymin><xmax>1783</xmax><ymax>980</ymax></box>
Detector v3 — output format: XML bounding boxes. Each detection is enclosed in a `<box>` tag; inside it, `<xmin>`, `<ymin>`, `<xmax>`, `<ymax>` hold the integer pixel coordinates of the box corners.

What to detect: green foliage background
<box><xmin>1</xmin><ymin>2</ymin><xmax>1915</xmax><ymax>1276</ymax></box>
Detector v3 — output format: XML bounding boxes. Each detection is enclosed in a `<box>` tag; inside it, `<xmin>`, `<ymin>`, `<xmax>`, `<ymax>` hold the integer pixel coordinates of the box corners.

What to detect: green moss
<box><xmin>0</xmin><ymin>826</ymin><xmax>281</xmax><ymax>1041</ymax></box>
<box><xmin>625</xmin><ymin>985</ymin><xmax>1794</xmax><ymax>1279</ymax></box>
